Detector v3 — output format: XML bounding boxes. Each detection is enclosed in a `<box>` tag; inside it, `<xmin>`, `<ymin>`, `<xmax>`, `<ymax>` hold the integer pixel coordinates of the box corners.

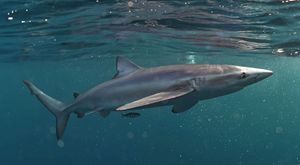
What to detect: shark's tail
<box><xmin>23</xmin><ymin>80</ymin><xmax>71</xmax><ymax>142</ymax></box>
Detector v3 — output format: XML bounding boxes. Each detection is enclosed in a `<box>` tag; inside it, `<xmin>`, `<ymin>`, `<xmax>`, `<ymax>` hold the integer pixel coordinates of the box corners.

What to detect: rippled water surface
<box><xmin>1</xmin><ymin>0</ymin><xmax>300</xmax><ymax>165</ymax></box>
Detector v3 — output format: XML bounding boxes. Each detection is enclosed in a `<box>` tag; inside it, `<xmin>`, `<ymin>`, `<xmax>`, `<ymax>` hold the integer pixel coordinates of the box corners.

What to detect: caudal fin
<box><xmin>23</xmin><ymin>80</ymin><xmax>70</xmax><ymax>141</ymax></box>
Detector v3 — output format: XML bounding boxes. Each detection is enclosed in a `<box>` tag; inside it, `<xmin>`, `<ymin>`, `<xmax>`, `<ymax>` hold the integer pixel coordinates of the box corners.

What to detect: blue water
<box><xmin>1</xmin><ymin>0</ymin><xmax>300</xmax><ymax>164</ymax></box>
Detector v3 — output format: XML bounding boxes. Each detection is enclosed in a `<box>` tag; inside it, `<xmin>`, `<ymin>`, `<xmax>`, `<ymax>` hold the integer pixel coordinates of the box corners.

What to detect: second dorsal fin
<box><xmin>113</xmin><ymin>56</ymin><xmax>142</xmax><ymax>79</ymax></box>
<box><xmin>73</xmin><ymin>92</ymin><xmax>80</xmax><ymax>99</ymax></box>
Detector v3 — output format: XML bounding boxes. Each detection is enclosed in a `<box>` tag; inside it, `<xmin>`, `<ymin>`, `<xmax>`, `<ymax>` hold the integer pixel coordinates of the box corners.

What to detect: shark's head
<box><xmin>233</xmin><ymin>66</ymin><xmax>273</xmax><ymax>87</ymax></box>
<box><xmin>196</xmin><ymin>65</ymin><xmax>273</xmax><ymax>97</ymax></box>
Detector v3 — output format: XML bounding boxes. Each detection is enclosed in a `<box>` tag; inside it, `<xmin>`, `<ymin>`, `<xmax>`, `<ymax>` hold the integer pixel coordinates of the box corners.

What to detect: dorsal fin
<box><xmin>113</xmin><ymin>56</ymin><xmax>142</xmax><ymax>79</ymax></box>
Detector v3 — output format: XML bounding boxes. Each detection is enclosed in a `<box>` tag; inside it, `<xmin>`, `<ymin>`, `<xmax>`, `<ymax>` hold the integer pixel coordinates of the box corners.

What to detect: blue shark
<box><xmin>23</xmin><ymin>56</ymin><xmax>272</xmax><ymax>143</ymax></box>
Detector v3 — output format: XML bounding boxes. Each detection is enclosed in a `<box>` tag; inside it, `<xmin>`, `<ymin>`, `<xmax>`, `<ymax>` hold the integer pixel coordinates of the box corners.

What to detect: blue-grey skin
<box><xmin>71</xmin><ymin>64</ymin><xmax>272</xmax><ymax>113</ymax></box>
<box><xmin>23</xmin><ymin>57</ymin><xmax>273</xmax><ymax>143</ymax></box>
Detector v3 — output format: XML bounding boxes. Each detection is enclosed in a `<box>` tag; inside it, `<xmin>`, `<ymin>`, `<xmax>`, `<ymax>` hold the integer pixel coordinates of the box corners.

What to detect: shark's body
<box><xmin>73</xmin><ymin>65</ymin><xmax>236</xmax><ymax>113</ymax></box>
<box><xmin>24</xmin><ymin>57</ymin><xmax>272</xmax><ymax>143</ymax></box>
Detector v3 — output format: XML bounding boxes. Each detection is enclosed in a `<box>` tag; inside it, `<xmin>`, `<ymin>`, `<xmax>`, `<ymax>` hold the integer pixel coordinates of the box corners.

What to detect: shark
<box><xmin>23</xmin><ymin>56</ymin><xmax>272</xmax><ymax>143</ymax></box>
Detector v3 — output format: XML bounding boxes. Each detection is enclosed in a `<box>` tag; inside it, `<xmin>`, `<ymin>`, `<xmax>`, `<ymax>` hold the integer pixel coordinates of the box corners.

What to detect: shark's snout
<box><xmin>238</xmin><ymin>66</ymin><xmax>273</xmax><ymax>78</ymax></box>
<box><xmin>253</xmin><ymin>68</ymin><xmax>273</xmax><ymax>81</ymax></box>
<box><xmin>260</xmin><ymin>69</ymin><xmax>273</xmax><ymax>78</ymax></box>
<box><xmin>236</xmin><ymin>66</ymin><xmax>273</xmax><ymax>86</ymax></box>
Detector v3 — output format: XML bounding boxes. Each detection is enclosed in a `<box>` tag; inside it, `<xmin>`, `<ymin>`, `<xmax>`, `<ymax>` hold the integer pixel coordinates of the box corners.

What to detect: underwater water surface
<box><xmin>1</xmin><ymin>0</ymin><xmax>300</xmax><ymax>164</ymax></box>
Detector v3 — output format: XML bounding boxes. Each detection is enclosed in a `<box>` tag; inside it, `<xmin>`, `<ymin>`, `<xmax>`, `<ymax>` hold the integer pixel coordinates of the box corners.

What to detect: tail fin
<box><xmin>23</xmin><ymin>80</ymin><xmax>70</xmax><ymax>142</ymax></box>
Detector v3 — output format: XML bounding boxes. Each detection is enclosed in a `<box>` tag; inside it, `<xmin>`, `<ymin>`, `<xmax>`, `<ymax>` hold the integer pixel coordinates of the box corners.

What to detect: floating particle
<box><xmin>127</xmin><ymin>132</ymin><xmax>135</xmax><ymax>139</ymax></box>
<box><xmin>186</xmin><ymin>54</ymin><xmax>196</xmax><ymax>64</ymax></box>
<box><xmin>57</xmin><ymin>140</ymin><xmax>64</xmax><ymax>148</ymax></box>
<box><xmin>8</xmin><ymin>17</ymin><xmax>13</xmax><ymax>20</ymax></box>
<box><xmin>49</xmin><ymin>127</ymin><xmax>56</xmax><ymax>134</ymax></box>
<box><xmin>232</xmin><ymin>113</ymin><xmax>241</xmax><ymax>120</ymax></box>
<box><xmin>21</xmin><ymin>20</ymin><xmax>25</xmax><ymax>23</ymax></box>
<box><xmin>128</xmin><ymin>1</ymin><xmax>134</xmax><ymax>7</ymax></box>
<box><xmin>275</xmin><ymin>126</ymin><xmax>283</xmax><ymax>134</ymax></box>
<box><xmin>142</xmin><ymin>131</ymin><xmax>148</xmax><ymax>138</ymax></box>
<box><xmin>44</xmin><ymin>19</ymin><xmax>48</xmax><ymax>22</ymax></box>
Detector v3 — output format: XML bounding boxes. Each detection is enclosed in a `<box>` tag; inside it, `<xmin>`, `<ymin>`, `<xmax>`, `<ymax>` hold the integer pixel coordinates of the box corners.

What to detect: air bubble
<box><xmin>49</xmin><ymin>127</ymin><xmax>55</xmax><ymax>134</ymax></box>
<box><xmin>128</xmin><ymin>1</ymin><xmax>134</xmax><ymax>7</ymax></box>
<box><xmin>142</xmin><ymin>131</ymin><xmax>148</xmax><ymax>138</ymax></box>
<box><xmin>275</xmin><ymin>126</ymin><xmax>283</xmax><ymax>134</ymax></box>
<box><xmin>276</xmin><ymin>48</ymin><xmax>284</xmax><ymax>53</ymax></box>
<box><xmin>127</xmin><ymin>132</ymin><xmax>135</xmax><ymax>139</ymax></box>
<box><xmin>57</xmin><ymin>140</ymin><xmax>65</xmax><ymax>148</ymax></box>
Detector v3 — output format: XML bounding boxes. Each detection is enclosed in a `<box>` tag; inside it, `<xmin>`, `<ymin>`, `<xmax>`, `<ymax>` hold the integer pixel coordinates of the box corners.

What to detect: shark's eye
<box><xmin>240</xmin><ymin>72</ymin><xmax>247</xmax><ymax>79</ymax></box>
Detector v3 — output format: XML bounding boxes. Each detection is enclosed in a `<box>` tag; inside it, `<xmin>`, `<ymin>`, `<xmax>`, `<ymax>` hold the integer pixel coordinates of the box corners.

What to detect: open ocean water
<box><xmin>1</xmin><ymin>0</ymin><xmax>300</xmax><ymax>164</ymax></box>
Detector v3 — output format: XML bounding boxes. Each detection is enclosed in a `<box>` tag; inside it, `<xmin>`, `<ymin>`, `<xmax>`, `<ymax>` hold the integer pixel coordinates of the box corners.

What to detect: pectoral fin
<box><xmin>172</xmin><ymin>97</ymin><xmax>199</xmax><ymax>113</ymax></box>
<box><xmin>117</xmin><ymin>87</ymin><xmax>194</xmax><ymax>111</ymax></box>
